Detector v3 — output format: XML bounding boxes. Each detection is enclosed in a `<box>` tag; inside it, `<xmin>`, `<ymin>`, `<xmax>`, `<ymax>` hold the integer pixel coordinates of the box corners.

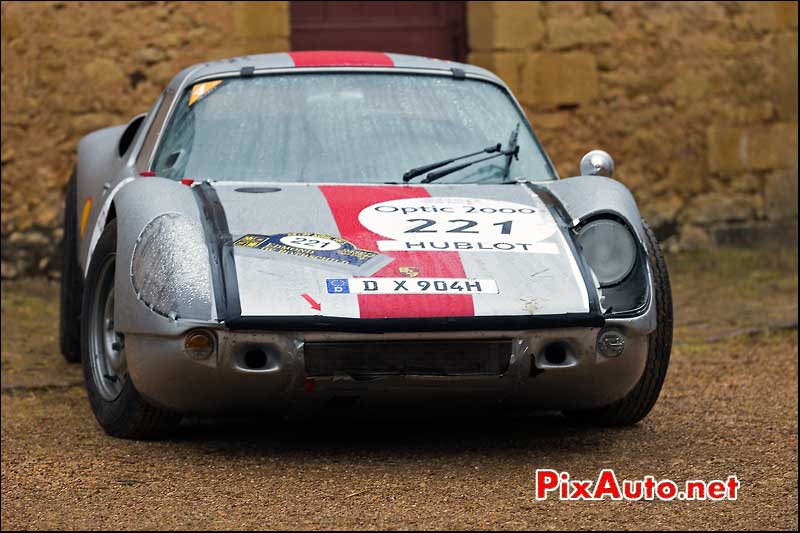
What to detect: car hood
<box><xmin>205</xmin><ymin>182</ymin><xmax>592</xmax><ymax>321</ymax></box>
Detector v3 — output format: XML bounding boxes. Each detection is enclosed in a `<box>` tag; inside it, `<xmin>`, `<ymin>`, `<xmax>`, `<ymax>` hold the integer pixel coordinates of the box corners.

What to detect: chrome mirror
<box><xmin>580</xmin><ymin>150</ymin><xmax>615</xmax><ymax>178</ymax></box>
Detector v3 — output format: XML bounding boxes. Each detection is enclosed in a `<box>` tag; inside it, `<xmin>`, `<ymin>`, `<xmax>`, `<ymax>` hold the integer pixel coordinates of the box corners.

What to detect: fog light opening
<box><xmin>543</xmin><ymin>342</ymin><xmax>568</xmax><ymax>365</ymax></box>
<box><xmin>244</xmin><ymin>349</ymin><xmax>268</xmax><ymax>369</ymax></box>
<box><xmin>184</xmin><ymin>329</ymin><xmax>215</xmax><ymax>360</ymax></box>
<box><xmin>598</xmin><ymin>329</ymin><xmax>626</xmax><ymax>357</ymax></box>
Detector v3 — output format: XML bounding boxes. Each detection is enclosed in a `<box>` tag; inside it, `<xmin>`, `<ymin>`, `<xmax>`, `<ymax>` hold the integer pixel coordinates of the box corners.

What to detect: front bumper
<box><xmin>125</xmin><ymin>301</ymin><xmax>656</xmax><ymax>416</ymax></box>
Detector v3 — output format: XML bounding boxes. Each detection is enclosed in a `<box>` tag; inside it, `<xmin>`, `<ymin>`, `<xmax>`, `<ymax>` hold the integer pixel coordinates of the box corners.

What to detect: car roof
<box><xmin>166</xmin><ymin>51</ymin><xmax>505</xmax><ymax>92</ymax></box>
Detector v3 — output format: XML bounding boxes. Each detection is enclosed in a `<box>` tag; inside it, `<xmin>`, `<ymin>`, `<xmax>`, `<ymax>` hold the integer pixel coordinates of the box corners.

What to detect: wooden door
<box><xmin>290</xmin><ymin>1</ymin><xmax>467</xmax><ymax>62</ymax></box>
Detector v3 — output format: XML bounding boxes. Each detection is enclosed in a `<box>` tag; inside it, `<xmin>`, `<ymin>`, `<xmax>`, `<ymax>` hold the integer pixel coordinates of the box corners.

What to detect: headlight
<box><xmin>130</xmin><ymin>213</ymin><xmax>214</xmax><ymax>320</ymax></box>
<box><xmin>576</xmin><ymin>218</ymin><xmax>637</xmax><ymax>287</ymax></box>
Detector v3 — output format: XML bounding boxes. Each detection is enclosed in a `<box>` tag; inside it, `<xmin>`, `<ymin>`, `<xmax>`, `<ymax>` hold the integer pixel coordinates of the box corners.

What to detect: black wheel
<box><xmin>81</xmin><ymin>219</ymin><xmax>181</xmax><ymax>439</ymax></box>
<box><xmin>569</xmin><ymin>219</ymin><xmax>673</xmax><ymax>426</ymax></box>
<box><xmin>60</xmin><ymin>172</ymin><xmax>83</xmax><ymax>363</ymax></box>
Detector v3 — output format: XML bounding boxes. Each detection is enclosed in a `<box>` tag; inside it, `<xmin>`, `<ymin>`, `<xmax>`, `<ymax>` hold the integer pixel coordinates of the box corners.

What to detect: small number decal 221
<box><xmin>405</xmin><ymin>219</ymin><xmax>513</xmax><ymax>234</ymax></box>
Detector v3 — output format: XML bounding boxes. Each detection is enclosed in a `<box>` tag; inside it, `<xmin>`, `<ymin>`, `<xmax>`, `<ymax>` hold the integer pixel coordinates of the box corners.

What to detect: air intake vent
<box><xmin>304</xmin><ymin>340</ymin><xmax>512</xmax><ymax>377</ymax></box>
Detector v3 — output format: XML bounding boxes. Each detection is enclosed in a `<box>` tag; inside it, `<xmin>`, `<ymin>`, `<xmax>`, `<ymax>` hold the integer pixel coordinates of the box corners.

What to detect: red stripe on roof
<box><xmin>288</xmin><ymin>51</ymin><xmax>394</xmax><ymax>67</ymax></box>
<box><xmin>319</xmin><ymin>185</ymin><xmax>474</xmax><ymax>320</ymax></box>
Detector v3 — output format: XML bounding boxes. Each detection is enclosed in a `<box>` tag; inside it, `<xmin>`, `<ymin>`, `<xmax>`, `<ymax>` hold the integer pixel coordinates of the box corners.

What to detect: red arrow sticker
<box><xmin>301</xmin><ymin>293</ymin><xmax>322</xmax><ymax>311</ymax></box>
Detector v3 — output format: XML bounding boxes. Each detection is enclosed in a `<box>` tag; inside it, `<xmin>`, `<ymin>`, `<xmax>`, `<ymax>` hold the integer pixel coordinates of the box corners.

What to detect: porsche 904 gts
<box><xmin>60</xmin><ymin>51</ymin><xmax>672</xmax><ymax>439</ymax></box>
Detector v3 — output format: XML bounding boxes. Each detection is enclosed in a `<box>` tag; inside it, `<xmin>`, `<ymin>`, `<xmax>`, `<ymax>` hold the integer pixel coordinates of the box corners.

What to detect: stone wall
<box><xmin>0</xmin><ymin>1</ymin><xmax>289</xmax><ymax>278</ymax></box>
<box><xmin>468</xmin><ymin>1</ymin><xmax>798</xmax><ymax>250</ymax></box>
<box><xmin>1</xmin><ymin>1</ymin><xmax>797</xmax><ymax>278</ymax></box>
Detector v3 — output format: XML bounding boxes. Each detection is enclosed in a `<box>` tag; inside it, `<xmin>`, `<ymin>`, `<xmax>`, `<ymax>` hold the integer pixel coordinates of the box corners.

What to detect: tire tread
<box><xmin>59</xmin><ymin>172</ymin><xmax>82</xmax><ymax>363</ymax></box>
<box><xmin>81</xmin><ymin>219</ymin><xmax>180</xmax><ymax>440</ymax></box>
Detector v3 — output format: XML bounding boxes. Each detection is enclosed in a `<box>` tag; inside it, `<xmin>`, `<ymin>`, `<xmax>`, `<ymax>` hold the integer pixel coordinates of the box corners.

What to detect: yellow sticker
<box><xmin>234</xmin><ymin>234</ymin><xmax>268</xmax><ymax>248</ymax></box>
<box><xmin>188</xmin><ymin>80</ymin><xmax>223</xmax><ymax>107</ymax></box>
<box><xmin>80</xmin><ymin>196</ymin><xmax>92</xmax><ymax>239</ymax></box>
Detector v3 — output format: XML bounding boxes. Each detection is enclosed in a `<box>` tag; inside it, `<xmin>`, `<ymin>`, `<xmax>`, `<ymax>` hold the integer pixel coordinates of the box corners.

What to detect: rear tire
<box><xmin>81</xmin><ymin>219</ymin><xmax>181</xmax><ymax>439</ymax></box>
<box><xmin>59</xmin><ymin>172</ymin><xmax>82</xmax><ymax>363</ymax></box>
<box><xmin>568</xmin><ymin>219</ymin><xmax>673</xmax><ymax>426</ymax></box>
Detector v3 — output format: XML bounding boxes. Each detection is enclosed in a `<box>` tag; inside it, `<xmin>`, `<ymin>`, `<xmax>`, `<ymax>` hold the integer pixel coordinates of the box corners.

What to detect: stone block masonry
<box><xmin>1</xmin><ymin>1</ymin><xmax>797</xmax><ymax>278</ymax></box>
<box><xmin>468</xmin><ymin>1</ymin><xmax>798</xmax><ymax>252</ymax></box>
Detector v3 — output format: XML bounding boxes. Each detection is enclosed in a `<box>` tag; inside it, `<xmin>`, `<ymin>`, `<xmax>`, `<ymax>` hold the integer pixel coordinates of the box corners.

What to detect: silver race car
<box><xmin>60</xmin><ymin>51</ymin><xmax>672</xmax><ymax>439</ymax></box>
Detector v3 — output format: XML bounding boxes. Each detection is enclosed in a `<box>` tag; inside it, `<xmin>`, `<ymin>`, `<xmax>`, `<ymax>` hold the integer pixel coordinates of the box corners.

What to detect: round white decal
<box><xmin>358</xmin><ymin>197</ymin><xmax>560</xmax><ymax>254</ymax></box>
<box><xmin>279</xmin><ymin>234</ymin><xmax>342</xmax><ymax>251</ymax></box>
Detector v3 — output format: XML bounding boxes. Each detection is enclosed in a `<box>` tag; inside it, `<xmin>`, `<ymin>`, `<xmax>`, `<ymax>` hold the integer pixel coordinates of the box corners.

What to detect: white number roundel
<box><xmin>358</xmin><ymin>197</ymin><xmax>558</xmax><ymax>244</ymax></box>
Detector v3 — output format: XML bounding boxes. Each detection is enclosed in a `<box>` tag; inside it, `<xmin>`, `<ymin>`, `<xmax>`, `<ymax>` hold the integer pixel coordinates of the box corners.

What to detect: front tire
<box><xmin>81</xmin><ymin>219</ymin><xmax>181</xmax><ymax>439</ymax></box>
<box><xmin>568</xmin><ymin>219</ymin><xmax>673</xmax><ymax>426</ymax></box>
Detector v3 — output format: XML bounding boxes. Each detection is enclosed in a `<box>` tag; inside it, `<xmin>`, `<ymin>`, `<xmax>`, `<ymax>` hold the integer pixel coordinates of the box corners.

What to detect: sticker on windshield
<box><xmin>326</xmin><ymin>278</ymin><xmax>499</xmax><ymax>295</ymax></box>
<box><xmin>233</xmin><ymin>232</ymin><xmax>393</xmax><ymax>275</ymax></box>
<box><xmin>188</xmin><ymin>80</ymin><xmax>223</xmax><ymax>107</ymax></box>
<box><xmin>358</xmin><ymin>197</ymin><xmax>560</xmax><ymax>254</ymax></box>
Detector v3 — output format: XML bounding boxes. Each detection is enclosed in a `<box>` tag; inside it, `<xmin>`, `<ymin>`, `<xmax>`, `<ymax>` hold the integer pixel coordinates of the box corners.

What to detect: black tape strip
<box><xmin>525</xmin><ymin>183</ymin><xmax>602</xmax><ymax>315</ymax></box>
<box><xmin>192</xmin><ymin>182</ymin><xmax>242</xmax><ymax>322</ymax></box>
<box><xmin>226</xmin><ymin>313</ymin><xmax>604</xmax><ymax>333</ymax></box>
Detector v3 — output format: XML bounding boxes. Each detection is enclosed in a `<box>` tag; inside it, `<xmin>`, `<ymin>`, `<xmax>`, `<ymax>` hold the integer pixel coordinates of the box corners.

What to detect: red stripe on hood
<box><xmin>289</xmin><ymin>51</ymin><xmax>394</xmax><ymax>67</ymax></box>
<box><xmin>319</xmin><ymin>185</ymin><xmax>474</xmax><ymax>319</ymax></box>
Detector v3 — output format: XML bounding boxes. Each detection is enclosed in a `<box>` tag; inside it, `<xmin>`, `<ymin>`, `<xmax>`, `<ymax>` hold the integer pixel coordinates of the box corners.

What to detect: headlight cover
<box><xmin>131</xmin><ymin>212</ymin><xmax>214</xmax><ymax>320</ymax></box>
<box><xmin>576</xmin><ymin>218</ymin><xmax>637</xmax><ymax>287</ymax></box>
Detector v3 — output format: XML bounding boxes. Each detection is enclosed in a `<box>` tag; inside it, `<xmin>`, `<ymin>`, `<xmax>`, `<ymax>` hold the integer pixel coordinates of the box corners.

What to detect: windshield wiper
<box><xmin>407</xmin><ymin>124</ymin><xmax>521</xmax><ymax>184</ymax></box>
<box><xmin>402</xmin><ymin>144</ymin><xmax>501</xmax><ymax>182</ymax></box>
<box><xmin>503</xmin><ymin>123</ymin><xmax>520</xmax><ymax>179</ymax></box>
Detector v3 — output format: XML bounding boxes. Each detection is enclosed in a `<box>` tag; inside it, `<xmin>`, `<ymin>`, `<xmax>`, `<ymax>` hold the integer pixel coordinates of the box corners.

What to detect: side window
<box><xmin>153</xmin><ymin>109</ymin><xmax>195</xmax><ymax>180</ymax></box>
<box><xmin>135</xmin><ymin>90</ymin><xmax>175</xmax><ymax>171</ymax></box>
<box><xmin>117</xmin><ymin>114</ymin><xmax>146</xmax><ymax>157</ymax></box>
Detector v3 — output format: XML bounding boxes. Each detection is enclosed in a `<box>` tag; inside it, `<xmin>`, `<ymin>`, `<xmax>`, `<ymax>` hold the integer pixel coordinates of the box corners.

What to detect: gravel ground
<box><xmin>1</xmin><ymin>249</ymin><xmax>797</xmax><ymax>530</ymax></box>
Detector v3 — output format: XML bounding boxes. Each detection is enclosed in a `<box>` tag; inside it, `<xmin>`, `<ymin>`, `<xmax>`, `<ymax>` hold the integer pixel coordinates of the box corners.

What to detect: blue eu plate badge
<box><xmin>326</xmin><ymin>278</ymin><xmax>350</xmax><ymax>294</ymax></box>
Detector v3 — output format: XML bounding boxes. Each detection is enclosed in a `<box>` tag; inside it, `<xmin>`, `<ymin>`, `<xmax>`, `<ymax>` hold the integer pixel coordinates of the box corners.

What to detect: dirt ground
<box><xmin>1</xmin><ymin>249</ymin><xmax>797</xmax><ymax>530</ymax></box>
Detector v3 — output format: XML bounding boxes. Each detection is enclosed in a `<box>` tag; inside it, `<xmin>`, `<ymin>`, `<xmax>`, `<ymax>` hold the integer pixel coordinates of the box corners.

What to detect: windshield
<box><xmin>152</xmin><ymin>73</ymin><xmax>556</xmax><ymax>184</ymax></box>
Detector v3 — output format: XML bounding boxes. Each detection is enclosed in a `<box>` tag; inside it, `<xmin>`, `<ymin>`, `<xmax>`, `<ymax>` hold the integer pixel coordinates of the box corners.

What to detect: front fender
<box><xmin>537</xmin><ymin>176</ymin><xmax>655</xmax><ymax>324</ymax></box>
<box><xmin>111</xmin><ymin>178</ymin><xmax>216</xmax><ymax>335</ymax></box>
<box><xmin>541</xmin><ymin>175</ymin><xmax>647</xmax><ymax>243</ymax></box>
